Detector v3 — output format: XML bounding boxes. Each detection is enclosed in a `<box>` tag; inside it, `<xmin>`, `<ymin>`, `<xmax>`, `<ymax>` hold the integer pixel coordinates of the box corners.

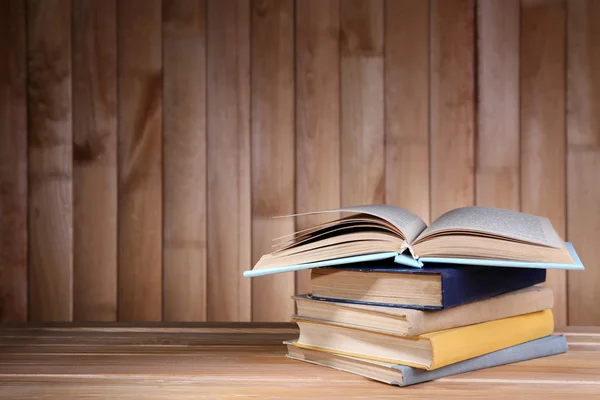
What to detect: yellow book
<box><xmin>292</xmin><ymin>309</ymin><xmax>554</xmax><ymax>370</ymax></box>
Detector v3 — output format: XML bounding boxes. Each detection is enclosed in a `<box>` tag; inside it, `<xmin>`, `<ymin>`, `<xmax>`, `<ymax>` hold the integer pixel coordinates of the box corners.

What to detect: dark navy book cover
<box><xmin>309</xmin><ymin>263</ymin><xmax>547</xmax><ymax>310</ymax></box>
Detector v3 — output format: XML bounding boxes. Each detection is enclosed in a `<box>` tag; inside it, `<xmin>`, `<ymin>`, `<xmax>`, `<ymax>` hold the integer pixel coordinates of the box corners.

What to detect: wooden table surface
<box><xmin>0</xmin><ymin>324</ymin><xmax>598</xmax><ymax>399</ymax></box>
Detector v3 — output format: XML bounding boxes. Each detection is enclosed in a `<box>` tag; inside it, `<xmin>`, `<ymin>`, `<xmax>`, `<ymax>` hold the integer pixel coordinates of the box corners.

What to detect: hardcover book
<box><xmin>307</xmin><ymin>263</ymin><xmax>546</xmax><ymax>309</ymax></box>
<box><xmin>292</xmin><ymin>309</ymin><xmax>554</xmax><ymax>370</ymax></box>
<box><xmin>286</xmin><ymin>335</ymin><xmax>568</xmax><ymax>386</ymax></box>
<box><xmin>244</xmin><ymin>205</ymin><xmax>584</xmax><ymax>278</ymax></box>
<box><xmin>293</xmin><ymin>285</ymin><xmax>554</xmax><ymax>335</ymax></box>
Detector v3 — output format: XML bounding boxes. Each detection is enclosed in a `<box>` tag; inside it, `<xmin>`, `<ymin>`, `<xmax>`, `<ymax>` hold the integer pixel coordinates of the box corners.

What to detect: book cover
<box><xmin>286</xmin><ymin>335</ymin><xmax>568</xmax><ymax>386</ymax></box>
<box><xmin>309</xmin><ymin>263</ymin><xmax>546</xmax><ymax>310</ymax></box>
<box><xmin>242</xmin><ymin>242</ymin><xmax>583</xmax><ymax>278</ymax></box>
<box><xmin>294</xmin><ymin>285</ymin><xmax>554</xmax><ymax>336</ymax></box>
<box><xmin>292</xmin><ymin>309</ymin><xmax>555</xmax><ymax>370</ymax></box>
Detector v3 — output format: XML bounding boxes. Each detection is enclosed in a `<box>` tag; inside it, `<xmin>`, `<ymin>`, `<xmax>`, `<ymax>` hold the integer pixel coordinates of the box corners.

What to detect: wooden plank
<box><xmin>520</xmin><ymin>0</ymin><xmax>567</xmax><ymax>325</ymax></box>
<box><xmin>476</xmin><ymin>0</ymin><xmax>520</xmax><ymax>210</ymax></box>
<box><xmin>340</xmin><ymin>0</ymin><xmax>384</xmax><ymax>206</ymax></box>
<box><xmin>295</xmin><ymin>0</ymin><xmax>340</xmax><ymax>294</ymax></box>
<box><xmin>0</xmin><ymin>323</ymin><xmax>592</xmax><ymax>346</ymax></box>
<box><xmin>0</xmin><ymin>325</ymin><xmax>598</xmax><ymax>399</ymax></box>
<box><xmin>0</xmin><ymin>321</ymin><xmax>592</xmax><ymax>336</ymax></box>
<box><xmin>430</xmin><ymin>0</ymin><xmax>475</xmax><ymax>220</ymax></box>
<box><xmin>0</xmin><ymin>322</ymin><xmax>297</xmax><ymax>333</ymax></box>
<box><xmin>384</xmin><ymin>0</ymin><xmax>430</xmax><ymax>223</ymax></box>
<box><xmin>567</xmin><ymin>0</ymin><xmax>600</xmax><ymax>325</ymax></box>
<box><xmin>163</xmin><ymin>0</ymin><xmax>207</xmax><ymax>322</ymax></box>
<box><xmin>27</xmin><ymin>0</ymin><xmax>73</xmax><ymax>321</ymax></box>
<box><xmin>1</xmin><ymin>349</ymin><xmax>599</xmax><ymax>382</ymax></box>
<box><xmin>557</xmin><ymin>326</ymin><xmax>600</xmax><ymax>335</ymax></box>
<box><xmin>117</xmin><ymin>0</ymin><xmax>163</xmax><ymax>321</ymax></box>
<box><xmin>251</xmin><ymin>0</ymin><xmax>295</xmax><ymax>321</ymax></box>
<box><xmin>0</xmin><ymin>333</ymin><xmax>298</xmax><ymax>349</ymax></box>
<box><xmin>8</xmin><ymin>346</ymin><xmax>600</xmax><ymax>377</ymax></box>
<box><xmin>72</xmin><ymin>0</ymin><xmax>117</xmax><ymax>322</ymax></box>
<box><xmin>2</xmin><ymin>377</ymin><xmax>600</xmax><ymax>400</ymax></box>
<box><xmin>1</xmin><ymin>377</ymin><xmax>600</xmax><ymax>400</ymax></box>
<box><xmin>0</xmin><ymin>0</ymin><xmax>27</xmax><ymax>322</ymax></box>
<box><xmin>206</xmin><ymin>0</ymin><xmax>251</xmax><ymax>321</ymax></box>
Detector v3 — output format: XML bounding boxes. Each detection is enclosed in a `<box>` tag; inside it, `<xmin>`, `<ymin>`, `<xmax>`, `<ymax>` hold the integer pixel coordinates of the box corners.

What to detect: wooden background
<box><xmin>0</xmin><ymin>0</ymin><xmax>599</xmax><ymax>325</ymax></box>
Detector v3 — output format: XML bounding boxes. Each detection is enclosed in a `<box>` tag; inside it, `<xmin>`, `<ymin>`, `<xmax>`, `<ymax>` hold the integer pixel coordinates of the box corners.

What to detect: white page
<box><xmin>415</xmin><ymin>206</ymin><xmax>565</xmax><ymax>248</ymax></box>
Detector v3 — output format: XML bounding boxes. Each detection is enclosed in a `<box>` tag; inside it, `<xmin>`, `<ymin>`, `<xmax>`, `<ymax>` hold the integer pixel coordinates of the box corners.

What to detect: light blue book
<box><xmin>244</xmin><ymin>205</ymin><xmax>584</xmax><ymax>278</ymax></box>
<box><xmin>286</xmin><ymin>335</ymin><xmax>568</xmax><ymax>386</ymax></box>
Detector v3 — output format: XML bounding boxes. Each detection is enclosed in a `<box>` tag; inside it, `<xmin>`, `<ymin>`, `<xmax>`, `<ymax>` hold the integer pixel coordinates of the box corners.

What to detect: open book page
<box><xmin>414</xmin><ymin>206</ymin><xmax>565</xmax><ymax>248</ymax></box>
<box><xmin>272</xmin><ymin>216</ymin><xmax>394</xmax><ymax>248</ymax></box>
<box><xmin>280</xmin><ymin>205</ymin><xmax>427</xmax><ymax>243</ymax></box>
<box><xmin>273</xmin><ymin>223</ymin><xmax>401</xmax><ymax>252</ymax></box>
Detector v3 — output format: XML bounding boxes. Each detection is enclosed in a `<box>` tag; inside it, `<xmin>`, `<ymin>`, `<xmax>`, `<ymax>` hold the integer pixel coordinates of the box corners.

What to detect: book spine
<box><xmin>441</xmin><ymin>267</ymin><xmax>546</xmax><ymax>309</ymax></box>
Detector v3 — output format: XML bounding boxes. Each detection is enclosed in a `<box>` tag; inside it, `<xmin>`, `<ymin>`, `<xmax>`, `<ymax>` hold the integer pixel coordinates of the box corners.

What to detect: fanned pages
<box><xmin>278</xmin><ymin>205</ymin><xmax>427</xmax><ymax>243</ymax></box>
<box><xmin>245</xmin><ymin>205</ymin><xmax>583</xmax><ymax>278</ymax></box>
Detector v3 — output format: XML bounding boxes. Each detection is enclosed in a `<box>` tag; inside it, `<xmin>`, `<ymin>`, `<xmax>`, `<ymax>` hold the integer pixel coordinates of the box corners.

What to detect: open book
<box><xmin>244</xmin><ymin>205</ymin><xmax>584</xmax><ymax>278</ymax></box>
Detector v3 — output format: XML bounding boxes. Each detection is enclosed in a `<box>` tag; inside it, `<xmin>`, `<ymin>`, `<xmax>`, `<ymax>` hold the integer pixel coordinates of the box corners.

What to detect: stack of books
<box><xmin>245</xmin><ymin>205</ymin><xmax>584</xmax><ymax>386</ymax></box>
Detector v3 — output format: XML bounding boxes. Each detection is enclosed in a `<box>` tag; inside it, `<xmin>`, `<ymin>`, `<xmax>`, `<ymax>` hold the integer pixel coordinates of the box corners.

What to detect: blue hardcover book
<box><xmin>286</xmin><ymin>335</ymin><xmax>568</xmax><ymax>386</ymax></box>
<box><xmin>309</xmin><ymin>262</ymin><xmax>546</xmax><ymax>310</ymax></box>
<box><xmin>244</xmin><ymin>205</ymin><xmax>584</xmax><ymax>278</ymax></box>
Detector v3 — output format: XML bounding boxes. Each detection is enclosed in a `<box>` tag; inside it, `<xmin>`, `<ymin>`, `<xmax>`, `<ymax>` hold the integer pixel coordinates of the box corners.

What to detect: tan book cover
<box><xmin>294</xmin><ymin>285</ymin><xmax>553</xmax><ymax>336</ymax></box>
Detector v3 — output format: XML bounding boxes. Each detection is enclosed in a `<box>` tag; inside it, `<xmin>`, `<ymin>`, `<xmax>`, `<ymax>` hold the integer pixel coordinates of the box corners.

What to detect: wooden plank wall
<box><xmin>0</xmin><ymin>0</ymin><xmax>599</xmax><ymax>325</ymax></box>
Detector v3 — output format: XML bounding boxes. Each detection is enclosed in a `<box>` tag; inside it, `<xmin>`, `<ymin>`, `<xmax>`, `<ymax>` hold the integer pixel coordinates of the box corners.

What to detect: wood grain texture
<box><xmin>72</xmin><ymin>0</ymin><xmax>117</xmax><ymax>322</ymax></box>
<box><xmin>4</xmin><ymin>0</ymin><xmax>600</xmax><ymax>325</ymax></box>
<box><xmin>430</xmin><ymin>0</ymin><xmax>476</xmax><ymax>220</ymax></box>
<box><xmin>0</xmin><ymin>325</ymin><xmax>598</xmax><ymax>399</ymax></box>
<box><xmin>117</xmin><ymin>0</ymin><xmax>163</xmax><ymax>321</ymax></box>
<box><xmin>520</xmin><ymin>0</ymin><xmax>567</xmax><ymax>325</ymax></box>
<box><xmin>163</xmin><ymin>0</ymin><xmax>207</xmax><ymax>322</ymax></box>
<box><xmin>476</xmin><ymin>0</ymin><xmax>520</xmax><ymax>210</ymax></box>
<box><xmin>251</xmin><ymin>0</ymin><xmax>295</xmax><ymax>321</ymax></box>
<box><xmin>567</xmin><ymin>0</ymin><xmax>600</xmax><ymax>325</ymax></box>
<box><xmin>384</xmin><ymin>0</ymin><xmax>430</xmax><ymax>223</ymax></box>
<box><xmin>27</xmin><ymin>0</ymin><xmax>73</xmax><ymax>321</ymax></box>
<box><xmin>295</xmin><ymin>0</ymin><xmax>340</xmax><ymax>294</ymax></box>
<box><xmin>340</xmin><ymin>0</ymin><xmax>384</xmax><ymax>206</ymax></box>
<box><xmin>0</xmin><ymin>0</ymin><xmax>27</xmax><ymax>322</ymax></box>
<box><xmin>207</xmin><ymin>0</ymin><xmax>251</xmax><ymax>321</ymax></box>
